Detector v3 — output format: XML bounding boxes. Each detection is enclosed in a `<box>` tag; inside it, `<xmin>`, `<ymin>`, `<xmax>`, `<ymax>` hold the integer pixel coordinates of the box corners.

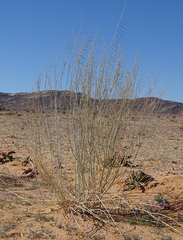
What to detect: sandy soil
<box><xmin>0</xmin><ymin>111</ymin><xmax>183</xmax><ymax>239</ymax></box>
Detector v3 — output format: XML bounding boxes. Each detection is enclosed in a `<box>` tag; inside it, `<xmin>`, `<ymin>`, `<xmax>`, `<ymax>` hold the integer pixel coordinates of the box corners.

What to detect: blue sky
<box><xmin>0</xmin><ymin>0</ymin><xmax>182</xmax><ymax>103</ymax></box>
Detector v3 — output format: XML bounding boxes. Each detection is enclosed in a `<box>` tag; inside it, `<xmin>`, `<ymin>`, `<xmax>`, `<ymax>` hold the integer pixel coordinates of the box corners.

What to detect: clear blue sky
<box><xmin>0</xmin><ymin>0</ymin><xmax>182</xmax><ymax>103</ymax></box>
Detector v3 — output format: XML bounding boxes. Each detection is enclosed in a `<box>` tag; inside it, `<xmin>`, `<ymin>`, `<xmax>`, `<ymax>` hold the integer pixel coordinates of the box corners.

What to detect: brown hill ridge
<box><xmin>0</xmin><ymin>91</ymin><xmax>183</xmax><ymax>115</ymax></box>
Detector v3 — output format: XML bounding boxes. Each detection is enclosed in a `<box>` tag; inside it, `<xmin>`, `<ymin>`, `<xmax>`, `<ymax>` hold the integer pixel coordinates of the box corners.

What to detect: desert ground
<box><xmin>0</xmin><ymin>110</ymin><xmax>183</xmax><ymax>240</ymax></box>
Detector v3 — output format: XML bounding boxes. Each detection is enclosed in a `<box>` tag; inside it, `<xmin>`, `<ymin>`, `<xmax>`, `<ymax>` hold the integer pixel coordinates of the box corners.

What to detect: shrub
<box><xmin>29</xmin><ymin>17</ymin><xmax>166</xmax><ymax>237</ymax></box>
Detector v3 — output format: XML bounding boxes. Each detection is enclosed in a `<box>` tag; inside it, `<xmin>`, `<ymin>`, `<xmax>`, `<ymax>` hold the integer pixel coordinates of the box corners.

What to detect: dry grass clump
<box><xmin>25</xmin><ymin>22</ymin><xmax>182</xmax><ymax>238</ymax></box>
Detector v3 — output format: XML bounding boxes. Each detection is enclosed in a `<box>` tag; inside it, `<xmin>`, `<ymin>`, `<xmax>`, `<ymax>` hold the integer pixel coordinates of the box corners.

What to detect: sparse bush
<box><xmin>29</xmin><ymin>17</ymin><xmax>169</xmax><ymax>237</ymax></box>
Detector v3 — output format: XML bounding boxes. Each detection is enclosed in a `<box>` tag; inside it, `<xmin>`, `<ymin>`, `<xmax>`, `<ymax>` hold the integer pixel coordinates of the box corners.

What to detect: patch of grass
<box><xmin>35</xmin><ymin>213</ymin><xmax>55</xmax><ymax>222</ymax></box>
<box><xmin>153</xmin><ymin>229</ymin><xmax>164</xmax><ymax>235</ymax></box>
<box><xmin>124</xmin><ymin>234</ymin><xmax>141</xmax><ymax>240</ymax></box>
<box><xmin>1</xmin><ymin>222</ymin><xmax>16</xmax><ymax>232</ymax></box>
<box><xmin>127</xmin><ymin>211</ymin><xmax>164</xmax><ymax>228</ymax></box>
<box><xmin>27</xmin><ymin>195</ymin><xmax>34</xmax><ymax>199</ymax></box>
<box><xmin>23</xmin><ymin>201</ymin><xmax>32</xmax><ymax>206</ymax></box>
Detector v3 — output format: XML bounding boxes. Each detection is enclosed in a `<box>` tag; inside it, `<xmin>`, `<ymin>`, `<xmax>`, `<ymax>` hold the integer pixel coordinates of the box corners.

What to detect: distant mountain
<box><xmin>0</xmin><ymin>91</ymin><xmax>183</xmax><ymax>115</ymax></box>
<box><xmin>0</xmin><ymin>91</ymin><xmax>82</xmax><ymax>111</ymax></box>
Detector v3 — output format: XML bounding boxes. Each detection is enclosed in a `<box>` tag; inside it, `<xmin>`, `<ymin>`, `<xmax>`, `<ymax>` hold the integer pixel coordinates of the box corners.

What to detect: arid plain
<box><xmin>0</xmin><ymin>107</ymin><xmax>183</xmax><ymax>239</ymax></box>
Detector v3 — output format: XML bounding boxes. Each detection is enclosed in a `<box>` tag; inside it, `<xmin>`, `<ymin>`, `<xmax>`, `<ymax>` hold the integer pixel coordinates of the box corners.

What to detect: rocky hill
<box><xmin>0</xmin><ymin>91</ymin><xmax>183</xmax><ymax>115</ymax></box>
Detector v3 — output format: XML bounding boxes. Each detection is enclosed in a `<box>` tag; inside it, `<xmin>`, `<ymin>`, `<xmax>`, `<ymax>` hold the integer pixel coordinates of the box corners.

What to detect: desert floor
<box><xmin>0</xmin><ymin>111</ymin><xmax>183</xmax><ymax>240</ymax></box>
